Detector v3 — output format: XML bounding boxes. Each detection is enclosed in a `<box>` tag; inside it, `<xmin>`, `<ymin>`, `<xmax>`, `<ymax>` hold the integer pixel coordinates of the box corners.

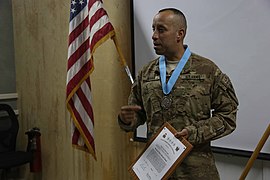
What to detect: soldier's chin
<box><xmin>154</xmin><ymin>49</ymin><xmax>163</xmax><ymax>55</ymax></box>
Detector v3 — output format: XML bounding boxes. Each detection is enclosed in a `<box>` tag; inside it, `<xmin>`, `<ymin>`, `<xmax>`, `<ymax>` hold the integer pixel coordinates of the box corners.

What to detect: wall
<box><xmin>12</xmin><ymin>0</ymin><xmax>144</xmax><ymax>179</ymax></box>
<box><xmin>215</xmin><ymin>154</ymin><xmax>270</xmax><ymax>180</ymax></box>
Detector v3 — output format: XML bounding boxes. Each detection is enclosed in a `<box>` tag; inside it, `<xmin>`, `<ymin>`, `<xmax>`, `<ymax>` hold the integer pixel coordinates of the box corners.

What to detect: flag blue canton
<box><xmin>70</xmin><ymin>0</ymin><xmax>87</xmax><ymax>20</ymax></box>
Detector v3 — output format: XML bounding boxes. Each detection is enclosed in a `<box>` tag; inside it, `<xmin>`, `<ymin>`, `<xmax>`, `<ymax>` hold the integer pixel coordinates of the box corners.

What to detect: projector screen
<box><xmin>131</xmin><ymin>0</ymin><xmax>270</xmax><ymax>156</ymax></box>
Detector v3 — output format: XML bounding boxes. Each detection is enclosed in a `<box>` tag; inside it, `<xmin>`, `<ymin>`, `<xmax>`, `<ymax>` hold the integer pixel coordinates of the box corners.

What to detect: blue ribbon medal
<box><xmin>159</xmin><ymin>47</ymin><xmax>191</xmax><ymax>109</ymax></box>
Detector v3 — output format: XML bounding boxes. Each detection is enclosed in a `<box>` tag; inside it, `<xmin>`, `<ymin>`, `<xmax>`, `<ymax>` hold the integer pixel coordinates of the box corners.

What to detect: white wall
<box><xmin>132</xmin><ymin>0</ymin><xmax>270</xmax><ymax>154</ymax></box>
<box><xmin>215</xmin><ymin>153</ymin><xmax>270</xmax><ymax>180</ymax></box>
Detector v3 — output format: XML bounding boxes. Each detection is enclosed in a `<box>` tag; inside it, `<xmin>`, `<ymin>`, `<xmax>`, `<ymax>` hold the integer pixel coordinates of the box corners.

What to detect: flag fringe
<box><xmin>67</xmin><ymin>102</ymin><xmax>97</xmax><ymax>160</ymax></box>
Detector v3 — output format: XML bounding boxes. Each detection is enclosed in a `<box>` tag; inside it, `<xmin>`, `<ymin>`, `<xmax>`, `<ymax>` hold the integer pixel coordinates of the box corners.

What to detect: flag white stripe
<box><xmin>89</xmin><ymin>0</ymin><xmax>101</xmax><ymax>19</ymax></box>
<box><xmin>67</xmin><ymin>49</ymin><xmax>91</xmax><ymax>84</ymax></box>
<box><xmin>73</xmin><ymin>91</ymin><xmax>94</xmax><ymax>137</ymax></box>
<box><xmin>81</xmin><ymin>80</ymin><xmax>93</xmax><ymax>105</ymax></box>
<box><xmin>77</xmin><ymin>135</ymin><xmax>85</xmax><ymax>146</ymax></box>
<box><xmin>89</xmin><ymin>15</ymin><xmax>110</xmax><ymax>44</ymax></box>
<box><xmin>68</xmin><ymin>27</ymin><xmax>90</xmax><ymax>59</ymax></box>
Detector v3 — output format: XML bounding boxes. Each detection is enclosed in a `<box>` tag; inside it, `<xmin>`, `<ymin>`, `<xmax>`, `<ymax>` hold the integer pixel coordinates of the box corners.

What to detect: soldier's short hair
<box><xmin>158</xmin><ymin>8</ymin><xmax>187</xmax><ymax>30</ymax></box>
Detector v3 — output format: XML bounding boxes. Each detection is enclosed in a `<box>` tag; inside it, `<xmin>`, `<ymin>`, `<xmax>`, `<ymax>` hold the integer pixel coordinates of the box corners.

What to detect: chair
<box><xmin>0</xmin><ymin>103</ymin><xmax>33</xmax><ymax>179</ymax></box>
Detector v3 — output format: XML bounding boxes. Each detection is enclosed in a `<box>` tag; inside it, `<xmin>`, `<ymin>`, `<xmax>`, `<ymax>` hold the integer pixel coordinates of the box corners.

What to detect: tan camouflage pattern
<box><xmin>121</xmin><ymin>53</ymin><xmax>238</xmax><ymax>179</ymax></box>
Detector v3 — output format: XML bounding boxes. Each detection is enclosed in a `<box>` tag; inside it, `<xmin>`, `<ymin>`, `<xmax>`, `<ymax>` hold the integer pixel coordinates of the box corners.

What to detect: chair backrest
<box><xmin>0</xmin><ymin>104</ymin><xmax>19</xmax><ymax>153</ymax></box>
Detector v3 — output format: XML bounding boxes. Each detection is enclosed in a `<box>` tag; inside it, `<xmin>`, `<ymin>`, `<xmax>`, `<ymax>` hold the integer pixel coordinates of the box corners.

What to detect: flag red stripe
<box><xmin>88</xmin><ymin>0</ymin><xmax>97</xmax><ymax>9</ymax></box>
<box><xmin>89</xmin><ymin>8</ymin><xmax>107</xmax><ymax>31</ymax></box>
<box><xmin>90</xmin><ymin>23</ymin><xmax>114</xmax><ymax>50</ymax></box>
<box><xmin>85</xmin><ymin>74</ymin><xmax>91</xmax><ymax>89</ymax></box>
<box><xmin>68</xmin><ymin>38</ymin><xmax>90</xmax><ymax>70</ymax></box>
<box><xmin>68</xmin><ymin>17</ymin><xmax>89</xmax><ymax>45</ymax></box>
<box><xmin>76</xmin><ymin>86</ymin><xmax>94</xmax><ymax>123</ymax></box>
<box><xmin>72</xmin><ymin>128</ymin><xmax>80</xmax><ymax>143</ymax></box>
<box><xmin>66</xmin><ymin>59</ymin><xmax>93</xmax><ymax>98</ymax></box>
<box><xmin>68</xmin><ymin>99</ymin><xmax>95</xmax><ymax>151</ymax></box>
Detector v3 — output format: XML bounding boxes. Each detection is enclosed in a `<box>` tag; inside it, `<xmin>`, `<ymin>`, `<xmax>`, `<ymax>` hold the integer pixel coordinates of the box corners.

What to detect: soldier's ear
<box><xmin>177</xmin><ymin>28</ymin><xmax>185</xmax><ymax>41</ymax></box>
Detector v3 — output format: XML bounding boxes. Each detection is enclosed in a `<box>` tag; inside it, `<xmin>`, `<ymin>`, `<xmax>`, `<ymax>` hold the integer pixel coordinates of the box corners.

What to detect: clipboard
<box><xmin>128</xmin><ymin>122</ymin><xmax>193</xmax><ymax>180</ymax></box>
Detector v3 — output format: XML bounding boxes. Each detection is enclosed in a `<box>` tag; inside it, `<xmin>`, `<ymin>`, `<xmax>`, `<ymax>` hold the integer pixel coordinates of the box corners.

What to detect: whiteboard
<box><xmin>132</xmin><ymin>0</ymin><xmax>270</xmax><ymax>155</ymax></box>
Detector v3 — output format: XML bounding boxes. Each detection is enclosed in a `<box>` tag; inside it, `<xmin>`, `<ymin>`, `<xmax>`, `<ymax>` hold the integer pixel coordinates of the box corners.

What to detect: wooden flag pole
<box><xmin>112</xmin><ymin>36</ymin><xmax>134</xmax><ymax>84</ymax></box>
<box><xmin>239</xmin><ymin>123</ymin><xmax>270</xmax><ymax>180</ymax></box>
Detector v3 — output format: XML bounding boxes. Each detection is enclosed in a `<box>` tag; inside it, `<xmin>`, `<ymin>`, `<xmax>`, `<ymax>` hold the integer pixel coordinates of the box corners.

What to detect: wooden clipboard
<box><xmin>128</xmin><ymin>122</ymin><xmax>193</xmax><ymax>180</ymax></box>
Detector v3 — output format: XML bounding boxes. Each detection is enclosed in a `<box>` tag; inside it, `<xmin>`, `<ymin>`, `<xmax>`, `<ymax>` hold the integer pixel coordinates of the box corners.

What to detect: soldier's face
<box><xmin>152</xmin><ymin>12</ymin><xmax>179</xmax><ymax>57</ymax></box>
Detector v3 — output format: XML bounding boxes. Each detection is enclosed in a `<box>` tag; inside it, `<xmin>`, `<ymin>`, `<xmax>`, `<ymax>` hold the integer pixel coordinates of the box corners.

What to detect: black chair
<box><xmin>0</xmin><ymin>103</ymin><xmax>33</xmax><ymax>179</ymax></box>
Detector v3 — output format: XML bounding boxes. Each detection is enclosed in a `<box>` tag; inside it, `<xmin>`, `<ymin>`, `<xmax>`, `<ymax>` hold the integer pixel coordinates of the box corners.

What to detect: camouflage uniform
<box><xmin>119</xmin><ymin>53</ymin><xmax>238</xmax><ymax>179</ymax></box>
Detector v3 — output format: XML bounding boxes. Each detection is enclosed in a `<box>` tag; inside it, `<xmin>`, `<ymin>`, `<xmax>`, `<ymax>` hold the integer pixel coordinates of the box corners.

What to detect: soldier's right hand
<box><xmin>119</xmin><ymin>105</ymin><xmax>142</xmax><ymax>126</ymax></box>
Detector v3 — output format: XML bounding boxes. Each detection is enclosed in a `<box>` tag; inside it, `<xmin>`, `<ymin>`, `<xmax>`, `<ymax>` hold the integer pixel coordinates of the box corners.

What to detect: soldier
<box><xmin>118</xmin><ymin>8</ymin><xmax>238</xmax><ymax>179</ymax></box>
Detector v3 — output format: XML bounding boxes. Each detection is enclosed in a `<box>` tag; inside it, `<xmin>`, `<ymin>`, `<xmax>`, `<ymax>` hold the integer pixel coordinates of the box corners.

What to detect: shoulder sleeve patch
<box><xmin>219</xmin><ymin>74</ymin><xmax>232</xmax><ymax>91</ymax></box>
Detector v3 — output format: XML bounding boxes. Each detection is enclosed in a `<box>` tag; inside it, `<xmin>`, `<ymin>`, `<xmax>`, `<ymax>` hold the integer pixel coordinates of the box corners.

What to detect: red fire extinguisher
<box><xmin>26</xmin><ymin>127</ymin><xmax>42</xmax><ymax>172</ymax></box>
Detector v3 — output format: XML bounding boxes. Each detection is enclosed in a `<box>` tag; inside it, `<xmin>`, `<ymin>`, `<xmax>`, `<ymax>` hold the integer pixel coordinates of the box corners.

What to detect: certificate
<box><xmin>129</xmin><ymin>122</ymin><xmax>193</xmax><ymax>180</ymax></box>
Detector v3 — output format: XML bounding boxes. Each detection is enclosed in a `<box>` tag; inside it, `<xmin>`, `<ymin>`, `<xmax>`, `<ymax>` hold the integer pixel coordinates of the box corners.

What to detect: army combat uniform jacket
<box><xmin>119</xmin><ymin>53</ymin><xmax>239</xmax><ymax>179</ymax></box>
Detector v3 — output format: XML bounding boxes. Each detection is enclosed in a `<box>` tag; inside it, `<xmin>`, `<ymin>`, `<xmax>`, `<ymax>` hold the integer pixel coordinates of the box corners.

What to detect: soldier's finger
<box><xmin>121</xmin><ymin>105</ymin><xmax>142</xmax><ymax>112</ymax></box>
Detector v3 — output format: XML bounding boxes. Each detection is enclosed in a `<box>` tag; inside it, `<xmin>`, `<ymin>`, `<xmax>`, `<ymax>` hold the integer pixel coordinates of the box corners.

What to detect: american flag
<box><xmin>66</xmin><ymin>0</ymin><xmax>115</xmax><ymax>159</ymax></box>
